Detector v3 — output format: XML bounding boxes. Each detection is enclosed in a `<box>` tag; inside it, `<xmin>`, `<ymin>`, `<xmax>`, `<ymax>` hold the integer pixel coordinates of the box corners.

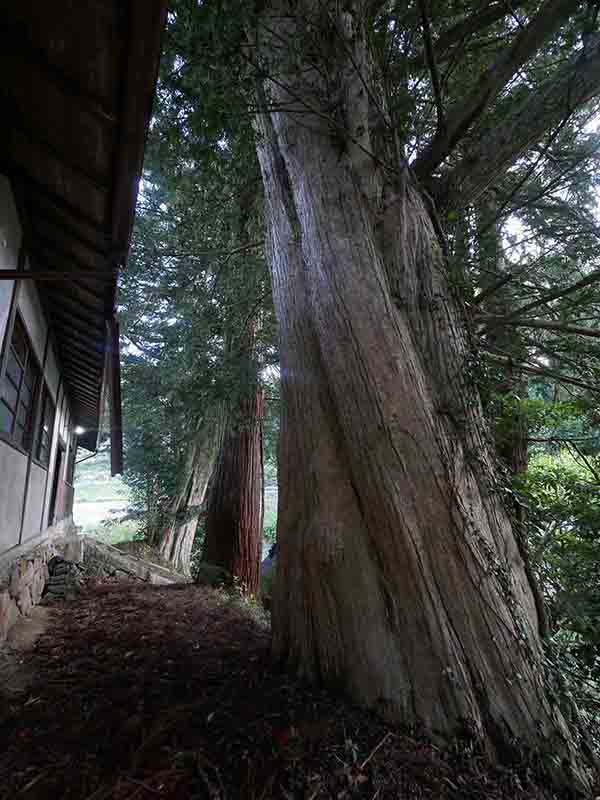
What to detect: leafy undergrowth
<box><xmin>0</xmin><ymin>583</ymin><xmax>569</xmax><ymax>799</ymax></box>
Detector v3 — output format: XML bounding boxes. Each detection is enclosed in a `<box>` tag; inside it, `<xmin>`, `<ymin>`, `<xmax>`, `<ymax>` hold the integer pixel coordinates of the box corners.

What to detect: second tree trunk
<box><xmin>203</xmin><ymin>389</ymin><xmax>264</xmax><ymax>595</ymax></box>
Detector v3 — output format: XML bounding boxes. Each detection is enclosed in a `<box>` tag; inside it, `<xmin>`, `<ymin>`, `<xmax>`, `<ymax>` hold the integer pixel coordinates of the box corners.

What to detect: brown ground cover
<box><xmin>0</xmin><ymin>581</ymin><xmax>569</xmax><ymax>799</ymax></box>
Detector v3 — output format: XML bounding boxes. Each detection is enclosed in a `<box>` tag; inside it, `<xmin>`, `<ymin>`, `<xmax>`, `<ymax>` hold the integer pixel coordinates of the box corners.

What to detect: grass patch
<box><xmin>82</xmin><ymin>518</ymin><xmax>140</xmax><ymax>546</ymax></box>
<box><xmin>75</xmin><ymin>482</ymin><xmax>129</xmax><ymax>503</ymax></box>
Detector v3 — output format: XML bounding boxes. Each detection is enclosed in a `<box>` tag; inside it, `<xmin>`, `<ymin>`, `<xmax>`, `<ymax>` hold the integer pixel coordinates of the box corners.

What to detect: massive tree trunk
<box><xmin>156</xmin><ymin>419</ymin><xmax>218</xmax><ymax>575</ymax></box>
<box><xmin>203</xmin><ymin>387</ymin><xmax>264</xmax><ymax>595</ymax></box>
<box><xmin>252</xmin><ymin>2</ymin><xmax>584</xmax><ymax>783</ymax></box>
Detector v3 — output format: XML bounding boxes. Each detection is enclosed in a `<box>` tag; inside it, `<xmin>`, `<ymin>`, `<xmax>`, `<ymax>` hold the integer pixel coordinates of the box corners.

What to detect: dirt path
<box><xmin>0</xmin><ymin>583</ymin><xmax>561</xmax><ymax>799</ymax></box>
<box><xmin>0</xmin><ymin>607</ymin><xmax>54</xmax><ymax>696</ymax></box>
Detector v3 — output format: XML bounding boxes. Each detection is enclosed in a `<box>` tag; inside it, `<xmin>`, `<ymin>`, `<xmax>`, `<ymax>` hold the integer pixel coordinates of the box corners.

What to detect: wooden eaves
<box><xmin>0</xmin><ymin>1</ymin><xmax>167</xmax><ymax>472</ymax></box>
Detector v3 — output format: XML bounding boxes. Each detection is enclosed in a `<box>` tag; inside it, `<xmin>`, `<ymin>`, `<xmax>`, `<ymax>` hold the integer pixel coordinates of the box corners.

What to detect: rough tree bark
<box><xmin>203</xmin><ymin>387</ymin><xmax>264</xmax><ymax>595</ymax></box>
<box><xmin>252</xmin><ymin>1</ymin><xmax>587</xmax><ymax>785</ymax></box>
<box><xmin>155</xmin><ymin>419</ymin><xmax>218</xmax><ymax>575</ymax></box>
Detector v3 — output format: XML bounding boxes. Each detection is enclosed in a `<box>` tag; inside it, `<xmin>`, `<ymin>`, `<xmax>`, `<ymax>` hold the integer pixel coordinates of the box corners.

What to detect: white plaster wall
<box><xmin>62</xmin><ymin>403</ymin><xmax>72</xmax><ymax>476</ymax></box>
<box><xmin>0</xmin><ymin>177</ymin><xmax>77</xmax><ymax>552</ymax></box>
<box><xmin>41</xmin><ymin>384</ymin><xmax>62</xmax><ymax>530</ymax></box>
<box><xmin>0</xmin><ymin>441</ymin><xmax>27</xmax><ymax>553</ymax></box>
<box><xmin>45</xmin><ymin>344</ymin><xmax>60</xmax><ymax>401</ymax></box>
<box><xmin>17</xmin><ymin>280</ymin><xmax>47</xmax><ymax>365</ymax></box>
<box><xmin>61</xmin><ymin>402</ymin><xmax>70</xmax><ymax>441</ymax></box>
<box><xmin>21</xmin><ymin>463</ymin><xmax>47</xmax><ymax>545</ymax></box>
<box><xmin>0</xmin><ymin>175</ymin><xmax>21</xmax><ymax>350</ymax></box>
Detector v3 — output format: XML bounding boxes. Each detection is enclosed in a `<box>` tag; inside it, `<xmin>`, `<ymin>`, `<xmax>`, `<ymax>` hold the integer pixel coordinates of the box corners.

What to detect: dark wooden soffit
<box><xmin>0</xmin><ymin>0</ymin><xmax>167</xmax><ymax>459</ymax></box>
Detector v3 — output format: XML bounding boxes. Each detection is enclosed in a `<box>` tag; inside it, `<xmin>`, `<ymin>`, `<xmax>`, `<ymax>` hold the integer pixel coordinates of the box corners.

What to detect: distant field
<box><xmin>73</xmin><ymin>450</ymin><xmax>137</xmax><ymax>543</ymax></box>
<box><xmin>73</xmin><ymin>449</ymin><xmax>278</xmax><ymax>547</ymax></box>
<box><xmin>75</xmin><ymin>482</ymin><xmax>129</xmax><ymax>503</ymax></box>
<box><xmin>75</xmin><ymin>450</ymin><xmax>129</xmax><ymax>502</ymax></box>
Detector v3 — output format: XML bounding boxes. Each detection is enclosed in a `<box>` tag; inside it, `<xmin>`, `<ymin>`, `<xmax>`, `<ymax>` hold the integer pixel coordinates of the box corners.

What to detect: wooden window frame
<box><xmin>0</xmin><ymin>313</ymin><xmax>41</xmax><ymax>455</ymax></box>
<box><xmin>65</xmin><ymin>432</ymin><xmax>77</xmax><ymax>486</ymax></box>
<box><xmin>33</xmin><ymin>383</ymin><xmax>56</xmax><ymax>469</ymax></box>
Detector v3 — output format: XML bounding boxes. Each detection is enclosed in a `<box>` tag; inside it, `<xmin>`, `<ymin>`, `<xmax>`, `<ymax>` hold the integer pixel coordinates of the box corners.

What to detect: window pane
<box><xmin>24</xmin><ymin>359</ymin><xmax>38</xmax><ymax>390</ymax></box>
<box><xmin>35</xmin><ymin>385</ymin><xmax>55</xmax><ymax>463</ymax></box>
<box><xmin>16</xmin><ymin>422</ymin><xmax>28</xmax><ymax>448</ymax></box>
<box><xmin>21</xmin><ymin>382</ymin><xmax>32</xmax><ymax>410</ymax></box>
<box><xmin>0</xmin><ymin>401</ymin><xmax>14</xmax><ymax>434</ymax></box>
<box><xmin>44</xmin><ymin>403</ymin><xmax>55</xmax><ymax>434</ymax></box>
<box><xmin>6</xmin><ymin>349</ymin><xmax>23</xmax><ymax>388</ymax></box>
<box><xmin>11</xmin><ymin>319</ymin><xmax>27</xmax><ymax>365</ymax></box>
<box><xmin>2</xmin><ymin>379</ymin><xmax>18</xmax><ymax>412</ymax></box>
<box><xmin>17</xmin><ymin>403</ymin><xmax>28</xmax><ymax>426</ymax></box>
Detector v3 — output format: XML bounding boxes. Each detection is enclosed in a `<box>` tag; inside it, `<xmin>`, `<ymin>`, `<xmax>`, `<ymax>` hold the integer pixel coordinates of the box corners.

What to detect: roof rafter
<box><xmin>8</xmin><ymin>108</ymin><xmax>110</xmax><ymax>194</ymax></box>
<box><xmin>1</xmin><ymin>21</ymin><xmax>117</xmax><ymax>126</ymax></box>
<box><xmin>5</xmin><ymin>165</ymin><xmax>109</xmax><ymax>235</ymax></box>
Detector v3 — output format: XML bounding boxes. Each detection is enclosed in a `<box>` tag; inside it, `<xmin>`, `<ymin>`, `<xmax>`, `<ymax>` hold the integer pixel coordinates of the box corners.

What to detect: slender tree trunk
<box><xmin>156</xmin><ymin>419</ymin><xmax>218</xmax><ymax>575</ymax></box>
<box><xmin>252</xmin><ymin>3</ymin><xmax>584</xmax><ymax>784</ymax></box>
<box><xmin>203</xmin><ymin>387</ymin><xmax>264</xmax><ymax>595</ymax></box>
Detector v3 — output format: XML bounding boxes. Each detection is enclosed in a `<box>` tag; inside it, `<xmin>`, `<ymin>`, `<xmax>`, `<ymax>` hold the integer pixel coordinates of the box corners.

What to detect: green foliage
<box><xmin>189</xmin><ymin>516</ymin><xmax>206</xmax><ymax>581</ymax></box>
<box><xmin>492</xmin><ymin>397</ymin><xmax>595</xmax><ymax>448</ymax></box>
<box><xmin>512</xmin><ymin>446</ymin><xmax>600</xmax><ymax>746</ymax></box>
<box><xmin>91</xmin><ymin>519</ymin><xmax>142</xmax><ymax>547</ymax></box>
<box><xmin>263</xmin><ymin>523</ymin><xmax>277</xmax><ymax>544</ymax></box>
<box><xmin>119</xmin><ymin>2</ymin><xmax>279</xmax><ymax>528</ymax></box>
<box><xmin>520</xmin><ymin>450</ymin><xmax>600</xmax><ymax>651</ymax></box>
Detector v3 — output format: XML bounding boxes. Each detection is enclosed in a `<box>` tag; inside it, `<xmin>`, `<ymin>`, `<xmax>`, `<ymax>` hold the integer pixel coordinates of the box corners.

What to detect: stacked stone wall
<box><xmin>0</xmin><ymin>520</ymin><xmax>79</xmax><ymax>642</ymax></box>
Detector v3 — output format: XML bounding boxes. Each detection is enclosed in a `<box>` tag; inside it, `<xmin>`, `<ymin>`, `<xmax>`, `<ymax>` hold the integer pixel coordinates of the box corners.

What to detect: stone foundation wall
<box><xmin>0</xmin><ymin>529</ymin><xmax>193</xmax><ymax>644</ymax></box>
<box><xmin>0</xmin><ymin>518</ymin><xmax>80</xmax><ymax>642</ymax></box>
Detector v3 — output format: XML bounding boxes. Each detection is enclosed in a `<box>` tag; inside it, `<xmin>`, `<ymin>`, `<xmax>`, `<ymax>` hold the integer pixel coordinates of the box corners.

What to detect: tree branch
<box><xmin>508</xmin><ymin>268</ymin><xmax>600</xmax><ymax>318</ymax></box>
<box><xmin>480</xmin><ymin>314</ymin><xmax>600</xmax><ymax>339</ymax></box>
<box><xmin>532</xmin><ymin>521</ymin><xmax>560</xmax><ymax>562</ymax></box>
<box><xmin>567</xmin><ymin>441</ymin><xmax>600</xmax><ymax>483</ymax></box>
<box><xmin>486</xmin><ymin>352</ymin><xmax>600</xmax><ymax>393</ymax></box>
<box><xmin>417</xmin><ymin>0</ymin><xmax>445</xmax><ymax>130</ymax></box>
<box><xmin>442</xmin><ymin>35</ymin><xmax>600</xmax><ymax>210</ymax></box>
<box><xmin>473</xmin><ymin>271</ymin><xmax>515</xmax><ymax>305</ymax></box>
<box><xmin>528</xmin><ymin>437</ymin><xmax>600</xmax><ymax>443</ymax></box>
<box><xmin>409</xmin><ymin>1</ymin><xmax>523</xmax><ymax>72</ymax></box>
<box><xmin>414</xmin><ymin>0</ymin><xmax>580</xmax><ymax>180</ymax></box>
<box><xmin>149</xmin><ymin>240</ymin><xmax>264</xmax><ymax>260</ymax></box>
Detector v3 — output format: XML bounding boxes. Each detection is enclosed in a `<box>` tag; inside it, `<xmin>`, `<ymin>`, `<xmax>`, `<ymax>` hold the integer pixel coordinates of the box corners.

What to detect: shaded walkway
<box><xmin>0</xmin><ymin>583</ymin><xmax>557</xmax><ymax>799</ymax></box>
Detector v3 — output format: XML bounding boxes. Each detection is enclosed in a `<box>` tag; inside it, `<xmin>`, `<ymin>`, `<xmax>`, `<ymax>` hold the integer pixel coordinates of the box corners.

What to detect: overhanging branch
<box><xmin>443</xmin><ymin>37</ymin><xmax>600</xmax><ymax>210</ymax></box>
<box><xmin>480</xmin><ymin>314</ymin><xmax>600</xmax><ymax>339</ymax></box>
<box><xmin>486</xmin><ymin>352</ymin><xmax>600</xmax><ymax>393</ymax></box>
<box><xmin>409</xmin><ymin>1</ymin><xmax>523</xmax><ymax>72</ymax></box>
<box><xmin>417</xmin><ymin>0</ymin><xmax>445</xmax><ymax>131</ymax></box>
<box><xmin>414</xmin><ymin>0</ymin><xmax>580</xmax><ymax>180</ymax></box>
<box><xmin>510</xmin><ymin>268</ymin><xmax>600</xmax><ymax>317</ymax></box>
